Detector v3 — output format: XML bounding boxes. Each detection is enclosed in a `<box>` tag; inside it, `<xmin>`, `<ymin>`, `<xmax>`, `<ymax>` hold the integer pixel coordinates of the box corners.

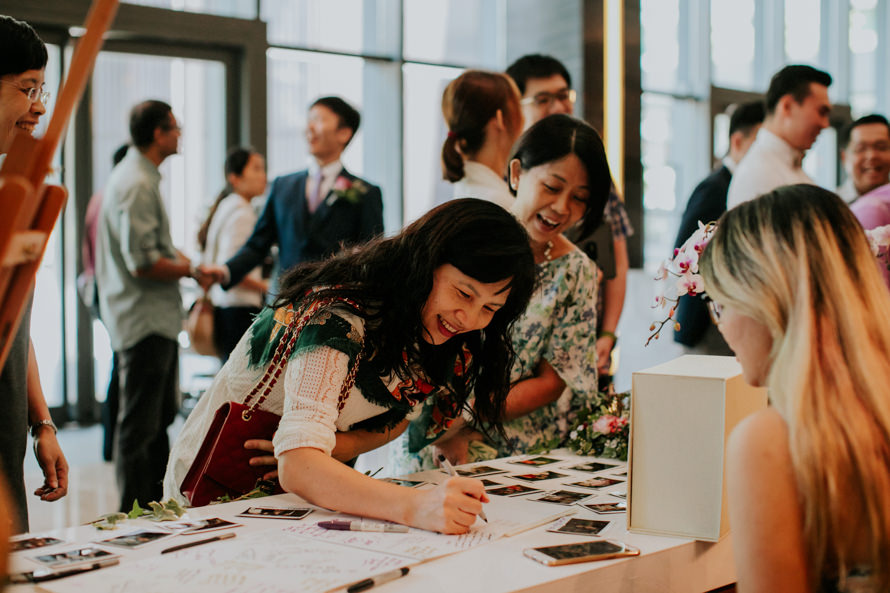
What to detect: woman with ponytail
<box><xmin>699</xmin><ymin>185</ymin><xmax>890</xmax><ymax>593</ymax></box>
<box><xmin>198</xmin><ymin>147</ymin><xmax>269</xmax><ymax>360</ymax></box>
<box><xmin>441</xmin><ymin>70</ymin><xmax>523</xmax><ymax>210</ymax></box>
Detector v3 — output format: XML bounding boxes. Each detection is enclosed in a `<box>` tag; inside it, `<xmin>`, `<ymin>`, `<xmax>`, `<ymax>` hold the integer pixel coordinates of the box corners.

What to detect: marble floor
<box><xmin>23</xmin><ymin>270</ymin><xmax>688</xmax><ymax>535</ymax></box>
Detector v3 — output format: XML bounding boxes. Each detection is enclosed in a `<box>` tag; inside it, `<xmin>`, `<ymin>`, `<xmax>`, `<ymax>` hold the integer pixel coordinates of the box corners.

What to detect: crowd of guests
<box><xmin>1</xmin><ymin>12</ymin><xmax>889</xmax><ymax>593</ymax></box>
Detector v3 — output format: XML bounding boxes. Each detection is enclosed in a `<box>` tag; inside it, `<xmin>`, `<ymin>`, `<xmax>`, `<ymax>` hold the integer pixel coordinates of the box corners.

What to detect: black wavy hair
<box><xmin>509</xmin><ymin>114</ymin><xmax>612</xmax><ymax>237</ymax></box>
<box><xmin>275</xmin><ymin>198</ymin><xmax>537</xmax><ymax>429</ymax></box>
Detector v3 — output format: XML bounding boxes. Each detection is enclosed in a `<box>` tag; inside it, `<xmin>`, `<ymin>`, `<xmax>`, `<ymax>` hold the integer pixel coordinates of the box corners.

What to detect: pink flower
<box><xmin>676</xmin><ymin>273</ymin><xmax>704</xmax><ymax>296</ymax></box>
<box><xmin>333</xmin><ymin>176</ymin><xmax>352</xmax><ymax>192</ymax></box>
<box><xmin>592</xmin><ymin>415</ymin><xmax>627</xmax><ymax>435</ymax></box>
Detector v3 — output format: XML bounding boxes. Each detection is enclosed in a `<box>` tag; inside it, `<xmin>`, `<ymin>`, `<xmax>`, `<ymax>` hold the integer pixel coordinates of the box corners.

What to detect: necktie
<box><xmin>307</xmin><ymin>169</ymin><xmax>324</xmax><ymax>213</ymax></box>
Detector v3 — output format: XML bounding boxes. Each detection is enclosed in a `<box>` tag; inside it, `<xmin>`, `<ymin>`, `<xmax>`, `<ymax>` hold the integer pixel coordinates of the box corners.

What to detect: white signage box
<box><xmin>627</xmin><ymin>355</ymin><xmax>768</xmax><ymax>541</ymax></box>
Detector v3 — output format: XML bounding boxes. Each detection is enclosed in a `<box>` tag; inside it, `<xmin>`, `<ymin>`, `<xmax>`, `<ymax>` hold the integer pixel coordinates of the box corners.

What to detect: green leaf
<box><xmin>127</xmin><ymin>499</ymin><xmax>145</xmax><ymax>519</ymax></box>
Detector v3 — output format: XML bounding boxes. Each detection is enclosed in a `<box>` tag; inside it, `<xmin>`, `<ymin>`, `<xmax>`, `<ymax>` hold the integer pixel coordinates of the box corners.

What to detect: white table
<box><xmin>8</xmin><ymin>453</ymin><xmax>735</xmax><ymax>593</ymax></box>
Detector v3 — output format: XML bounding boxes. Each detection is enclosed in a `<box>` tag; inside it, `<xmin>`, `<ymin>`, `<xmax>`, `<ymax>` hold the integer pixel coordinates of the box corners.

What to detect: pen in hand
<box><xmin>438</xmin><ymin>454</ymin><xmax>488</xmax><ymax>523</ymax></box>
<box><xmin>161</xmin><ymin>531</ymin><xmax>237</xmax><ymax>554</ymax></box>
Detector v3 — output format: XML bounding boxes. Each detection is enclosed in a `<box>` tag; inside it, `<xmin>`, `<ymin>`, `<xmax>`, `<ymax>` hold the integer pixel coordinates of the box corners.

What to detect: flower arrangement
<box><xmin>865</xmin><ymin>224</ymin><xmax>890</xmax><ymax>269</ymax></box>
<box><xmin>647</xmin><ymin>221</ymin><xmax>717</xmax><ymax>345</ymax></box>
<box><xmin>328</xmin><ymin>175</ymin><xmax>368</xmax><ymax>206</ymax></box>
<box><xmin>565</xmin><ymin>391</ymin><xmax>630</xmax><ymax>460</ymax></box>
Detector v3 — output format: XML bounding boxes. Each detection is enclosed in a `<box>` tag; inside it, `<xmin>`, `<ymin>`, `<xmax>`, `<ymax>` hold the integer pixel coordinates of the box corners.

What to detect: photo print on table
<box><xmin>10</xmin><ymin>536</ymin><xmax>64</xmax><ymax>552</ymax></box>
<box><xmin>236</xmin><ymin>507</ymin><xmax>314</xmax><ymax>520</ymax></box>
<box><xmin>509</xmin><ymin>471</ymin><xmax>570</xmax><ymax>482</ymax></box>
<box><xmin>579</xmin><ymin>501</ymin><xmax>627</xmax><ymax>514</ymax></box>
<box><xmin>567</xmin><ymin>462</ymin><xmax>619</xmax><ymax>473</ymax></box>
<box><xmin>546</xmin><ymin>517</ymin><xmax>611</xmax><ymax>536</ymax></box>
<box><xmin>98</xmin><ymin>529</ymin><xmax>172</xmax><ymax>549</ymax></box>
<box><xmin>568</xmin><ymin>477</ymin><xmax>625</xmax><ymax>490</ymax></box>
<box><xmin>34</xmin><ymin>547</ymin><xmax>117</xmax><ymax>568</ymax></box>
<box><xmin>510</xmin><ymin>456</ymin><xmax>562</xmax><ymax>466</ymax></box>
<box><xmin>380</xmin><ymin>478</ymin><xmax>426</xmax><ymax>488</ymax></box>
<box><xmin>531</xmin><ymin>490</ymin><xmax>592</xmax><ymax>505</ymax></box>
<box><xmin>485</xmin><ymin>484</ymin><xmax>543</xmax><ymax>497</ymax></box>
<box><xmin>179</xmin><ymin>517</ymin><xmax>241</xmax><ymax>535</ymax></box>
<box><xmin>454</xmin><ymin>465</ymin><xmax>506</xmax><ymax>478</ymax></box>
<box><xmin>480</xmin><ymin>479</ymin><xmax>503</xmax><ymax>488</ymax></box>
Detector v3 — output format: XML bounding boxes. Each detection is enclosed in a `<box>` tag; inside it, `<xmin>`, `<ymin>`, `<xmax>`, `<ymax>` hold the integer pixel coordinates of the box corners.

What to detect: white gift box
<box><xmin>627</xmin><ymin>355</ymin><xmax>768</xmax><ymax>541</ymax></box>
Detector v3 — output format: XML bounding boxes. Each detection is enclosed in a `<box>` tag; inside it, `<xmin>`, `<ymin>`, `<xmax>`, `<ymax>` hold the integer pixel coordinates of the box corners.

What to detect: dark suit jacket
<box><xmin>224</xmin><ymin>167</ymin><xmax>383</xmax><ymax>288</ymax></box>
<box><xmin>672</xmin><ymin>165</ymin><xmax>731</xmax><ymax>347</ymax></box>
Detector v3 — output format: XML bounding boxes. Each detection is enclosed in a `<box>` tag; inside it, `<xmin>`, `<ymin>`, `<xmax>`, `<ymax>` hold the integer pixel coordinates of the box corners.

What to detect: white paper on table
<box><xmin>36</xmin><ymin>528</ymin><xmax>411</xmax><ymax>593</ymax></box>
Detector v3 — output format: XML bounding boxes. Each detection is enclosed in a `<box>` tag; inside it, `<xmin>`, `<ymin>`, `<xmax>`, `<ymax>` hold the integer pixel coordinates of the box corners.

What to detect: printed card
<box><xmin>381</xmin><ymin>478</ymin><xmax>426</xmax><ymax>488</ymax></box>
<box><xmin>579</xmin><ymin>501</ymin><xmax>627</xmax><ymax>514</ymax></box>
<box><xmin>567</xmin><ymin>462</ymin><xmax>619</xmax><ymax>473</ymax></box>
<box><xmin>485</xmin><ymin>484</ymin><xmax>543</xmax><ymax>497</ymax></box>
<box><xmin>10</xmin><ymin>536</ymin><xmax>64</xmax><ymax>552</ymax></box>
<box><xmin>479</xmin><ymin>479</ymin><xmax>502</xmax><ymax>488</ymax></box>
<box><xmin>546</xmin><ymin>517</ymin><xmax>611</xmax><ymax>536</ymax></box>
<box><xmin>178</xmin><ymin>517</ymin><xmax>241</xmax><ymax>535</ymax></box>
<box><xmin>531</xmin><ymin>490</ymin><xmax>591</xmax><ymax>505</ymax></box>
<box><xmin>98</xmin><ymin>529</ymin><xmax>172</xmax><ymax>549</ymax></box>
<box><xmin>510</xmin><ymin>456</ymin><xmax>562</xmax><ymax>466</ymax></box>
<box><xmin>236</xmin><ymin>507</ymin><xmax>314</xmax><ymax>520</ymax></box>
<box><xmin>509</xmin><ymin>471</ymin><xmax>569</xmax><ymax>482</ymax></box>
<box><xmin>568</xmin><ymin>477</ymin><xmax>625</xmax><ymax>490</ymax></box>
<box><xmin>34</xmin><ymin>547</ymin><xmax>117</xmax><ymax>568</ymax></box>
<box><xmin>454</xmin><ymin>465</ymin><xmax>506</xmax><ymax>478</ymax></box>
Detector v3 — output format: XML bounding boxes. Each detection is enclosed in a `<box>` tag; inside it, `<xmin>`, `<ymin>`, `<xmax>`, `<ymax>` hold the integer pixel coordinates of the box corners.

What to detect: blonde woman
<box><xmin>699</xmin><ymin>184</ymin><xmax>890</xmax><ymax>593</ymax></box>
<box><xmin>441</xmin><ymin>70</ymin><xmax>524</xmax><ymax>210</ymax></box>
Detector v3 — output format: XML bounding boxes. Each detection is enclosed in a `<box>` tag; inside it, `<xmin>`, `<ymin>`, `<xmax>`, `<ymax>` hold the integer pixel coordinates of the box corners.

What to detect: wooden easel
<box><xmin>0</xmin><ymin>0</ymin><xmax>119</xmax><ymax>370</ymax></box>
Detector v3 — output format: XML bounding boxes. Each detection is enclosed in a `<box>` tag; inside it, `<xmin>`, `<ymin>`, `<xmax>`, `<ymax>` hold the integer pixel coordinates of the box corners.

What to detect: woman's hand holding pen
<box><xmin>409</xmin><ymin>477</ymin><xmax>488</xmax><ymax>535</ymax></box>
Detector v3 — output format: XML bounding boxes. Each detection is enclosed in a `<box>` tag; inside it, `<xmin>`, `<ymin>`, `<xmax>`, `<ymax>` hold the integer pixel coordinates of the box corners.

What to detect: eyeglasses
<box><xmin>849</xmin><ymin>141</ymin><xmax>890</xmax><ymax>155</ymax></box>
<box><xmin>520</xmin><ymin>88</ymin><xmax>577</xmax><ymax>109</ymax></box>
<box><xmin>0</xmin><ymin>80</ymin><xmax>50</xmax><ymax>105</ymax></box>
<box><xmin>706</xmin><ymin>298</ymin><xmax>723</xmax><ymax>325</ymax></box>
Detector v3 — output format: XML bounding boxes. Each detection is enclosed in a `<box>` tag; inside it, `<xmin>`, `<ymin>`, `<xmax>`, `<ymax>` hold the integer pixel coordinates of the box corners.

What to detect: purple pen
<box><xmin>317</xmin><ymin>519</ymin><xmax>409</xmax><ymax>533</ymax></box>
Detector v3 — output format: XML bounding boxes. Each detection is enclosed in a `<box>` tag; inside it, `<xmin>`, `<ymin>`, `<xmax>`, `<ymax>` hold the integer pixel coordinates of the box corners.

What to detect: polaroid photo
<box><xmin>486</xmin><ymin>484</ymin><xmax>543</xmax><ymax>497</ymax></box>
<box><xmin>178</xmin><ymin>517</ymin><xmax>241</xmax><ymax>535</ymax></box>
<box><xmin>236</xmin><ymin>507</ymin><xmax>314</xmax><ymax>520</ymax></box>
<box><xmin>10</xmin><ymin>536</ymin><xmax>65</xmax><ymax>552</ymax></box>
<box><xmin>34</xmin><ymin>547</ymin><xmax>117</xmax><ymax>569</ymax></box>
<box><xmin>566</xmin><ymin>462</ymin><xmax>619</xmax><ymax>474</ymax></box>
<box><xmin>454</xmin><ymin>465</ymin><xmax>506</xmax><ymax>478</ymax></box>
<box><xmin>510</xmin><ymin>456</ymin><xmax>562</xmax><ymax>466</ymax></box>
<box><xmin>546</xmin><ymin>517</ymin><xmax>611</xmax><ymax>536</ymax></box>
<box><xmin>531</xmin><ymin>490</ymin><xmax>592</xmax><ymax>506</ymax></box>
<box><xmin>98</xmin><ymin>529</ymin><xmax>172</xmax><ymax>549</ymax></box>
<box><xmin>381</xmin><ymin>478</ymin><xmax>426</xmax><ymax>488</ymax></box>
<box><xmin>611</xmin><ymin>470</ymin><xmax>628</xmax><ymax>478</ymax></box>
<box><xmin>479</xmin><ymin>479</ymin><xmax>503</xmax><ymax>488</ymax></box>
<box><xmin>568</xmin><ymin>476</ymin><xmax>625</xmax><ymax>490</ymax></box>
<box><xmin>610</xmin><ymin>488</ymin><xmax>627</xmax><ymax>499</ymax></box>
<box><xmin>509</xmin><ymin>471</ymin><xmax>569</xmax><ymax>482</ymax></box>
<box><xmin>579</xmin><ymin>501</ymin><xmax>627</xmax><ymax>514</ymax></box>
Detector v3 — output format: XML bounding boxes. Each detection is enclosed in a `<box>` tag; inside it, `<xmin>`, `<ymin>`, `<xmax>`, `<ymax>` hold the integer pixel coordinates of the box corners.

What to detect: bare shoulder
<box><xmin>728</xmin><ymin>407</ymin><xmax>790</xmax><ymax>467</ymax></box>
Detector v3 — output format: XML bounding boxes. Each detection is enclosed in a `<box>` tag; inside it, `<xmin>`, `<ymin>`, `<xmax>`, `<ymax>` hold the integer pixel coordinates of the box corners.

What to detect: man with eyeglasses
<box><xmin>507</xmin><ymin>54</ymin><xmax>632</xmax><ymax>390</ymax></box>
<box><xmin>0</xmin><ymin>14</ymin><xmax>69</xmax><ymax>534</ymax></box>
<box><xmin>96</xmin><ymin>100</ymin><xmax>194</xmax><ymax>511</ymax></box>
<box><xmin>837</xmin><ymin>114</ymin><xmax>890</xmax><ymax>203</ymax></box>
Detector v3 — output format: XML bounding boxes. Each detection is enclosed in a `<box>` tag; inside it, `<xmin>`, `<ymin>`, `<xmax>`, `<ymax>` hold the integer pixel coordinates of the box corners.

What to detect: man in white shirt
<box><xmin>726</xmin><ymin>65</ymin><xmax>832</xmax><ymax>208</ymax></box>
<box><xmin>837</xmin><ymin>114</ymin><xmax>890</xmax><ymax>203</ymax></box>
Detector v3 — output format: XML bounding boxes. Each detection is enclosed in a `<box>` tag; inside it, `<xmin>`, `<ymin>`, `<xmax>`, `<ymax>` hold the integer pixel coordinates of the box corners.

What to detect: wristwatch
<box><xmin>30</xmin><ymin>419</ymin><xmax>58</xmax><ymax>438</ymax></box>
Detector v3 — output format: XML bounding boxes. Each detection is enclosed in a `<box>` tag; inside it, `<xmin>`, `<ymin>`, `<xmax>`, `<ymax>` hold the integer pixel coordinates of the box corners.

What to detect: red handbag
<box><xmin>180</xmin><ymin>296</ymin><xmax>363</xmax><ymax>507</ymax></box>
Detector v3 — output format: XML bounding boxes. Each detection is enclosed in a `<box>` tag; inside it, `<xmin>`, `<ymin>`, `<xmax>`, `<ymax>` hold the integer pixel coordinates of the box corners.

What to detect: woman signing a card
<box><xmin>699</xmin><ymin>185</ymin><xmax>890</xmax><ymax>592</ymax></box>
<box><xmin>163</xmin><ymin>199</ymin><xmax>536</xmax><ymax>534</ymax></box>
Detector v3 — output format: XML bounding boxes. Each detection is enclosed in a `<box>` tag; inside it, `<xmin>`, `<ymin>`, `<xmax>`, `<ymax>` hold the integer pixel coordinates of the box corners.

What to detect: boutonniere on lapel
<box><xmin>326</xmin><ymin>175</ymin><xmax>368</xmax><ymax>206</ymax></box>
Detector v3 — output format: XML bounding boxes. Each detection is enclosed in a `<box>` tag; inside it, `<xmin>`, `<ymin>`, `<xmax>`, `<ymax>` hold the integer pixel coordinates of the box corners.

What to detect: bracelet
<box><xmin>598</xmin><ymin>330</ymin><xmax>618</xmax><ymax>342</ymax></box>
<box><xmin>188</xmin><ymin>264</ymin><xmax>199</xmax><ymax>280</ymax></box>
<box><xmin>30</xmin><ymin>419</ymin><xmax>58</xmax><ymax>438</ymax></box>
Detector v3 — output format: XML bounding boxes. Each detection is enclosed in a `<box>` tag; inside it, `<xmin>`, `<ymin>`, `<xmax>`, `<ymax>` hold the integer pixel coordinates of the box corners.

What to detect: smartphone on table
<box><xmin>523</xmin><ymin>539</ymin><xmax>639</xmax><ymax>566</ymax></box>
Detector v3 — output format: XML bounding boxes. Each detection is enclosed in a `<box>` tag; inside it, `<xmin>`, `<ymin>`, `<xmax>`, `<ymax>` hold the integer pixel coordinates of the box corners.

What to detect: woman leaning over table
<box><xmin>397</xmin><ymin>114</ymin><xmax>611</xmax><ymax>470</ymax></box>
<box><xmin>197</xmin><ymin>147</ymin><xmax>269</xmax><ymax>361</ymax></box>
<box><xmin>699</xmin><ymin>185</ymin><xmax>890</xmax><ymax>593</ymax></box>
<box><xmin>441</xmin><ymin>69</ymin><xmax>524</xmax><ymax>210</ymax></box>
<box><xmin>163</xmin><ymin>198</ymin><xmax>536</xmax><ymax>534</ymax></box>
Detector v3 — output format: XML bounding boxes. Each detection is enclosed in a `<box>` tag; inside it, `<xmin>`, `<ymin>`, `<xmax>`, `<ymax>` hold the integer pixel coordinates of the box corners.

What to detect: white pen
<box><xmin>438</xmin><ymin>454</ymin><xmax>489</xmax><ymax>523</ymax></box>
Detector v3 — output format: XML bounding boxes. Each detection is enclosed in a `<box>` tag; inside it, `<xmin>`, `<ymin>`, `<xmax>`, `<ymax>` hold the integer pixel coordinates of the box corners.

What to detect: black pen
<box><xmin>9</xmin><ymin>558</ymin><xmax>120</xmax><ymax>584</ymax></box>
<box><xmin>161</xmin><ymin>531</ymin><xmax>236</xmax><ymax>554</ymax></box>
<box><xmin>344</xmin><ymin>566</ymin><xmax>410</xmax><ymax>593</ymax></box>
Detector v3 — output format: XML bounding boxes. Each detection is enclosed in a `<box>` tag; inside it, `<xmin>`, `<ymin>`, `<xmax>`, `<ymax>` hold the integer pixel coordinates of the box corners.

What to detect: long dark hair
<box><xmin>197</xmin><ymin>146</ymin><xmax>255</xmax><ymax>251</ymax></box>
<box><xmin>276</xmin><ymin>198</ymin><xmax>537</xmax><ymax>428</ymax></box>
<box><xmin>509</xmin><ymin>114</ymin><xmax>612</xmax><ymax>237</ymax></box>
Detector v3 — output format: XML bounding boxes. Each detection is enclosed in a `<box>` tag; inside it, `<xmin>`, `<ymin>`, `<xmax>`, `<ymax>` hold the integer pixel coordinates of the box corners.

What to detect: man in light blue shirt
<box><xmin>96</xmin><ymin>99</ymin><xmax>194</xmax><ymax>511</ymax></box>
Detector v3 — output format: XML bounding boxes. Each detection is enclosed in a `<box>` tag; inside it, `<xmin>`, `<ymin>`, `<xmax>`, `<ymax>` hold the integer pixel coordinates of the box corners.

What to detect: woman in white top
<box><xmin>700</xmin><ymin>185</ymin><xmax>890</xmax><ymax>592</ymax></box>
<box><xmin>165</xmin><ymin>199</ymin><xmax>537</xmax><ymax>534</ymax></box>
<box><xmin>441</xmin><ymin>70</ymin><xmax>523</xmax><ymax>210</ymax></box>
<box><xmin>197</xmin><ymin>147</ymin><xmax>269</xmax><ymax>360</ymax></box>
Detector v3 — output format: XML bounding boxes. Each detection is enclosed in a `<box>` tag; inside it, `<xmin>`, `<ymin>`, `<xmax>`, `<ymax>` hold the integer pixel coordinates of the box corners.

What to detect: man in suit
<box><xmin>672</xmin><ymin>100</ymin><xmax>765</xmax><ymax>354</ymax></box>
<box><xmin>201</xmin><ymin>96</ymin><xmax>383</xmax><ymax>291</ymax></box>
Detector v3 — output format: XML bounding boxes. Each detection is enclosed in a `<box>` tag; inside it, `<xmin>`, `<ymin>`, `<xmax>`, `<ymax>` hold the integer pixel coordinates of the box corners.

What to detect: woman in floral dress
<box><xmin>397</xmin><ymin>114</ymin><xmax>613</xmax><ymax>470</ymax></box>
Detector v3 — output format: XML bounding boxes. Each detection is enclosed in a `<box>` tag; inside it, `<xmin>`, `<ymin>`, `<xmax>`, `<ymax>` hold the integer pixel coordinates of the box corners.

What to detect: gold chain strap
<box><xmin>242</xmin><ymin>296</ymin><xmax>363</xmax><ymax>421</ymax></box>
